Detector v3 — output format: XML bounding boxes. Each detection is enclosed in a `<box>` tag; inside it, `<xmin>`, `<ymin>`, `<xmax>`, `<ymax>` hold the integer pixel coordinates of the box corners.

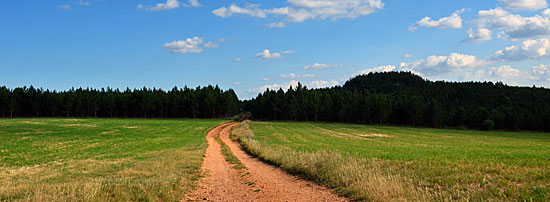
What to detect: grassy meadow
<box><xmin>233</xmin><ymin>121</ymin><xmax>550</xmax><ymax>201</ymax></box>
<box><xmin>0</xmin><ymin>118</ymin><xmax>224</xmax><ymax>202</ymax></box>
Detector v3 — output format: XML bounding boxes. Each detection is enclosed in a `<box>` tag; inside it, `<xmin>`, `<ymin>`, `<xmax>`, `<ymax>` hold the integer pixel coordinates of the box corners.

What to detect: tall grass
<box><xmin>232</xmin><ymin>121</ymin><xmax>431</xmax><ymax>201</ymax></box>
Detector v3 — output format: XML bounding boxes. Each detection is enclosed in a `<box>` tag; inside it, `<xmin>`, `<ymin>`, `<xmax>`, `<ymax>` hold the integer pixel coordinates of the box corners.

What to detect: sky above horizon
<box><xmin>2</xmin><ymin>0</ymin><xmax>550</xmax><ymax>99</ymax></box>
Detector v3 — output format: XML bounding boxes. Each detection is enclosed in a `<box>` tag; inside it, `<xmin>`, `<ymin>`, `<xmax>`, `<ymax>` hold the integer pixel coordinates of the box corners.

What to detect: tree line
<box><xmin>243</xmin><ymin>72</ymin><xmax>550</xmax><ymax>132</ymax></box>
<box><xmin>0</xmin><ymin>85</ymin><xmax>240</xmax><ymax>119</ymax></box>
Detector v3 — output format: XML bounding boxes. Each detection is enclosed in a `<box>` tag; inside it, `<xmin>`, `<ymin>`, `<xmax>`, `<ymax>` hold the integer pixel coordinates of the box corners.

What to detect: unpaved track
<box><xmin>186</xmin><ymin>123</ymin><xmax>347</xmax><ymax>202</ymax></box>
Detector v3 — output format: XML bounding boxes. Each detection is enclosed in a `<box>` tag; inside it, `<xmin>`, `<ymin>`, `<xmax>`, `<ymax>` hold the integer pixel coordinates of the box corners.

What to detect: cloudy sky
<box><xmin>1</xmin><ymin>0</ymin><xmax>550</xmax><ymax>99</ymax></box>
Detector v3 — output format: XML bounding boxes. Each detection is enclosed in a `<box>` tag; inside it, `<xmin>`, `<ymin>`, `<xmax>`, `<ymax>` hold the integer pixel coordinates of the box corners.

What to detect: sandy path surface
<box><xmin>186</xmin><ymin>123</ymin><xmax>347</xmax><ymax>202</ymax></box>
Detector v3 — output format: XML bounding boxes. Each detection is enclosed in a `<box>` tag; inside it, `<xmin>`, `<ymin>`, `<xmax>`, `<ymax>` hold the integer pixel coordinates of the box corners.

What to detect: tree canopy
<box><xmin>0</xmin><ymin>85</ymin><xmax>239</xmax><ymax>119</ymax></box>
<box><xmin>244</xmin><ymin>72</ymin><xmax>550</xmax><ymax>132</ymax></box>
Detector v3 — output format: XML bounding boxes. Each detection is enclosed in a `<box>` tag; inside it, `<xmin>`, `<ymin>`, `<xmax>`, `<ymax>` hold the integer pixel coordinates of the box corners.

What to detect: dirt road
<box><xmin>186</xmin><ymin>123</ymin><xmax>347</xmax><ymax>202</ymax></box>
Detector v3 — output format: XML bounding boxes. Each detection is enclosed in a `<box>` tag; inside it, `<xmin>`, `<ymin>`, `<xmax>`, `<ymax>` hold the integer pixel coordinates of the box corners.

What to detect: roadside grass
<box><xmin>232</xmin><ymin>121</ymin><xmax>550</xmax><ymax>202</ymax></box>
<box><xmin>215</xmin><ymin>126</ymin><xmax>246</xmax><ymax>170</ymax></box>
<box><xmin>0</xmin><ymin>118</ymin><xmax>224</xmax><ymax>202</ymax></box>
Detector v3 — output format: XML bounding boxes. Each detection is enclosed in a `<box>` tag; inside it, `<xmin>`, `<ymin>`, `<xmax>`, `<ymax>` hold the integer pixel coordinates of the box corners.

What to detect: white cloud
<box><xmin>466</xmin><ymin>7</ymin><xmax>550</xmax><ymax>42</ymax></box>
<box><xmin>233</xmin><ymin>81</ymin><xmax>241</xmax><ymax>85</ymax></box>
<box><xmin>234</xmin><ymin>58</ymin><xmax>242</xmax><ymax>62</ymax></box>
<box><xmin>500</xmin><ymin>0</ymin><xmax>548</xmax><ymax>11</ymax></box>
<box><xmin>490</xmin><ymin>38</ymin><xmax>550</xmax><ymax>61</ymax></box>
<box><xmin>148</xmin><ymin>0</ymin><xmax>180</xmax><ymax>11</ymax></box>
<box><xmin>203</xmin><ymin>41</ymin><xmax>219</xmax><ymax>48</ymax></box>
<box><xmin>464</xmin><ymin>28</ymin><xmax>493</xmax><ymax>43</ymax></box>
<box><xmin>248</xmin><ymin>80</ymin><xmax>301</xmax><ymax>94</ymax></box>
<box><xmin>268</xmin><ymin>22</ymin><xmax>287</xmax><ymax>28</ymax></box>
<box><xmin>410</xmin><ymin>9</ymin><xmax>465</xmax><ymax>31</ymax></box>
<box><xmin>78</xmin><ymin>1</ymin><xmax>90</xmax><ymax>6</ymax></box>
<box><xmin>213</xmin><ymin>0</ymin><xmax>384</xmax><ymax>27</ymax></box>
<box><xmin>461</xmin><ymin>64</ymin><xmax>550</xmax><ymax>87</ymax></box>
<box><xmin>310</xmin><ymin>80</ymin><xmax>340</xmax><ymax>88</ymax></box>
<box><xmin>163</xmin><ymin>37</ymin><xmax>204</xmax><ymax>54</ymax></box>
<box><xmin>163</xmin><ymin>37</ymin><xmax>225</xmax><ymax>54</ymax></box>
<box><xmin>303</xmin><ymin>63</ymin><xmax>343</xmax><ymax>69</ymax></box>
<box><xmin>248</xmin><ymin>79</ymin><xmax>340</xmax><ymax>94</ymax></box>
<box><xmin>279</xmin><ymin>73</ymin><xmax>316</xmax><ymax>79</ymax></box>
<box><xmin>399</xmin><ymin>53</ymin><xmax>486</xmax><ymax>77</ymax></box>
<box><xmin>185</xmin><ymin>0</ymin><xmax>202</xmax><ymax>7</ymax></box>
<box><xmin>531</xmin><ymin>64</ymin><xmax>550</xmax><ymax>81</ymax></box>
<box><xmin>59</xmin><ymin>4</ymin><xmax>72</xmax><ymax>10</ymax></box>
<box><xmin>213</xmin><ymin>4</ymin><xmax>268</xmax><ymax>18</ymax></box>
<box><xmin>356</xmin><ymin>65</ymin><xmax>396</xmax><ymax>75</ymax></box>
<box><xmin>137</xmin><ymin>4</ymin><xmax>145</xmax><ymax>10</ymax></box>
<box><xmin>255</xmin><ymin>49</ymin><xmax>295</xmax><ymax>59</ymax></box>
<box><xmin>402</xmin><ymin>53</ymin><xmax>413</xmax><ymax>59</ymax></box>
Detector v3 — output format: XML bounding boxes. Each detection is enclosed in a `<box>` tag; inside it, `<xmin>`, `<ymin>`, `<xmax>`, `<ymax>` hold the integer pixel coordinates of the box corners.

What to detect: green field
<box><xmin>234</xmin><ymin>121</ymin><xmax>550</xmax><ymax>201</ymax></box>
<box><xmin>0</xmin><ymin>118</ymin><xmax>224</xmax><ymax>202</ymax></box>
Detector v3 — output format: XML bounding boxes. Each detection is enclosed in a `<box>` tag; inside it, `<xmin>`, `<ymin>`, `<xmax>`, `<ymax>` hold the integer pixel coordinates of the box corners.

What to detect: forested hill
<box><xmin>244</xmin><ymin>72</ymin><xmax>550</xmax><ymax>132</ymax></box>
<box><xmin>0</xmin><ymin>85</ymin><xmax>240</xmax><ymax>119</ymax></box>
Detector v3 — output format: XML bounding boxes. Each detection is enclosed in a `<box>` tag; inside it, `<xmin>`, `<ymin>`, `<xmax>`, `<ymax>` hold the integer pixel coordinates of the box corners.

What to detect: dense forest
<box><xmin>0</xmin><ymin>85</ymin><xmax>240</xmax><ymax>119</ymax></box>
<box><xmin>244</xmin><ymin>72</ymin><xmax>550</xmax><ymax>132</ymax></box>
<box><xmin>2</xmin><ymin>72</ymin><xmax>550</xmax><ymax>131</ymax></box>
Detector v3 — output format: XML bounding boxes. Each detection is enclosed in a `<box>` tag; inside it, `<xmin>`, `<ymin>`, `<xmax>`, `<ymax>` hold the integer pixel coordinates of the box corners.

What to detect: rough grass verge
<box><xmin>232</xmin><ymin>121</ymin><xmax>432</xmax><ymax>202</ymax></box>
<box><xmin>215</xmin><ymin>130</ymin><xmax>246</xmax><ymax>170</ymax></box>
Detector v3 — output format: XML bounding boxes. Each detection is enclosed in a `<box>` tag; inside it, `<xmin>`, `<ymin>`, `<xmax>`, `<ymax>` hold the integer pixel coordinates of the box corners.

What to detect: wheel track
<box><xmin>186</xmin><ymin>122</ymin><xmax>347</xmax><ymax>202</ymax></box>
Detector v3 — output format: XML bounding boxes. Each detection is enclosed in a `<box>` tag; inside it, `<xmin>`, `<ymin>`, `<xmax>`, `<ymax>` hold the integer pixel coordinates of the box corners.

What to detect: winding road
<box><xmin>186</xmin><ymin>122</ymin><xmax>347</xmax><ymax>202</ymax></box>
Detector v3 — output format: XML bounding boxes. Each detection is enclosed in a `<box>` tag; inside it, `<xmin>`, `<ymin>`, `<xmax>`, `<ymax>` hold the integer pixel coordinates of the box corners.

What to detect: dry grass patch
<box><xmin>232</xmin><ymin>121</ymin><xmax>431</xmax><ymax>201</ymax></box>
<box><xmin>0</xmin><ymin>118</ymin><xmax>224</xmax><ymax>202</ymax></box>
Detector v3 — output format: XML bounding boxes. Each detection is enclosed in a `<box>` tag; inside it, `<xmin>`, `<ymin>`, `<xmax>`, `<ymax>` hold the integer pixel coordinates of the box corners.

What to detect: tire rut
<box><xmin>186</xmin><ymin>123</ymin><xmax>348</xmax><ymax>202</ymax></box>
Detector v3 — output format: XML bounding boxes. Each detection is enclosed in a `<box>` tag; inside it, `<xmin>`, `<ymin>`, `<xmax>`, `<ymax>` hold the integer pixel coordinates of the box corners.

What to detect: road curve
<box><xmin>186</xmin><ymin>122</ymin><xmax>348</xmax><ymax>202</ymax></box>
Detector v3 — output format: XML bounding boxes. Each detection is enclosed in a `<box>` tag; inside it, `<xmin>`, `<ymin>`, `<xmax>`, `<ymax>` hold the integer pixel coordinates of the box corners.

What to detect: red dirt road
<box><xmin>186</xmin><ymin>123</ymin><xmax>347</xmax><ymax>202</ymax></box>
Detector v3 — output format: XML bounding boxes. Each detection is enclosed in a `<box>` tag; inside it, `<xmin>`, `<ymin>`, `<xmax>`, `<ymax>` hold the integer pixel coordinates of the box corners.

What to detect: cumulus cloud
<box><xmin>463</xmin><ymin>28</ymin><xmax>493</xmax><ymax>43</ymax></box>
<box><xmin>310</xmin><ymin>80</ymin><xmax>340</xmax><ymax>88</ymax></box>
<box><xmin>59</xmin><ymin>4</ymin><xmax>72</xmax><ymax>10</ymax></box>
<box><xmin>163</xmin><ymin>37</ymin><xmax>204</xmax><ymax>53</ymax></box>
<box><xmin>148</xmin><ymin>0</ymin><xmax>180</xmax><ymax>11</ymax></box>
<box><xmin>213</xmin><ymin>4</ymin><xmax>268</xmax><ymax>18</ymax></box>
<box><xmin>399</xmin><ymin>53</ymin><xmax>486</xmax><ymax>77</ymax></box>
<box><xmin>402</xmin><ymin>54</ymin><xmax>413</xmax><ymax>59</ymax></box>
<box><xmin>465</xmin><ymin>7</ymin><xmax>550</xmax><ymax>42</ymax></box>
<box><xmin>255</xmin><ymin>49</ymin><xmax>295</xmax><ymax>59</ymax></box>
<box><xmin>279</xmin><ymin>73</ymin><xmax>316</xmax><ymax>79</ymax></box>
<box><xmin>163</xmin><ymin>37</ymin><xmax>221</xmax><ymax>54</ymax></box>
<box><xmin>356</xmin><ymin>65</ymin><xmax>396</xmax><ymax>75</ymax></box>
<box><xmin>531</xmin><ymin>64</ymin><xmax>550</xmax><ymax>81</ymax></box>
<box><xmin>410</xmin><ymin>9</ymin><xmax>465</xmax><ymax>31</ymax></box>
<box><xmin>500</xmin><ymin>0</ymin><xmax>548</xmax><ymax>11</ymax></box>
<box><xmin>478</xmin><ymin>64</ymin><xmax>550</xmax><ymax>86</ymax></box>
<box><xmin>248</xmin><ymin>80</ymin><xmax>301</xmax><ymax>94</ymax></box>
<box><xmin>490</xmin><ymin>38</ymin><xmax>550</xmax><ymax>61</ymax></box>
<box><xmin>303</xmin><ymin>63</ymin><xmax>343</xmax><ymax>69</ymax></box>
<box><xmin>213</xmin><ymin>0</ymin><xmax>384</xmax><ymax>27</ymax></box>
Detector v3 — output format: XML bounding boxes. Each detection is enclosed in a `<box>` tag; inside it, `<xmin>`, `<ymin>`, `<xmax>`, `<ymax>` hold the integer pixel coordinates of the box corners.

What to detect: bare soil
<box><xmin>186</xmin><ymin>123</ymin><xmax>347</xmax><ymax>202</ymax></box>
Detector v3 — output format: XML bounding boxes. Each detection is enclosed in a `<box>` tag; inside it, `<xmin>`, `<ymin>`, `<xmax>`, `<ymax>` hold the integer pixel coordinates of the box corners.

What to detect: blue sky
<box><xmin>1</xmin><ymin>0</ymin><xmax>550</xmax><ymax>99</ymax></box>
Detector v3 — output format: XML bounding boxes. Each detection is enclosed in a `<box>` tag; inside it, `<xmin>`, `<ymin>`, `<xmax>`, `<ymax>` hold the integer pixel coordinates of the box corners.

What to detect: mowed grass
<box><xmin>0</xmin><ymin>118</ymin><xmax>224</xmax><ymax>202</ymax></box>
<box><xmin>234</xmin><ymin>121</ymin><xmax>550</xmax><ymax>201</ymax></box>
